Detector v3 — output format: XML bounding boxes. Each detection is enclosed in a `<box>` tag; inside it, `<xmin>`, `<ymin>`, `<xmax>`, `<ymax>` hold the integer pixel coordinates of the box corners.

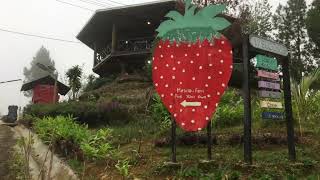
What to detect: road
<box><xmin>0</xmin><ymin>124</ymin><xmax>16</xmax><ymax>178</ymax></box>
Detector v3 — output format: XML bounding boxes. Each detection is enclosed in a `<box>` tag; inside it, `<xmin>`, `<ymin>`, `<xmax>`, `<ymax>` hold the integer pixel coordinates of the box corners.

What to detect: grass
<box><xmin>78</xmin><ymin>121</ymin><xmax>320</xmax><ymax>179</ymax></box>
<box><xmin>8</xmin><ymin>151</ymin><xmax>26</xmax><ymax>180</ymax></box>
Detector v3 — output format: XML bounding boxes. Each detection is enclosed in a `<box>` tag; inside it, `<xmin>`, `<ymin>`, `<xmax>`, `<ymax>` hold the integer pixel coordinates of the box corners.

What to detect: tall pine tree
<box><xmin>23</xmin><ymin>46</ymin><xmax>55</xmax><ymax>97</ymax></box>
<box><xmin>273</xmin><ymin>0</ymin><xmax>315</xmax><ymax>81</ymax></box>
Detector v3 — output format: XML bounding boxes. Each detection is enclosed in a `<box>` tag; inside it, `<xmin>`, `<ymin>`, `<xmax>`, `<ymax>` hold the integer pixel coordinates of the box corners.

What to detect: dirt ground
<box><xmin>0</xmin><ymin>124</ymin><xmax>16</xmax><ymax>179</ymax></box>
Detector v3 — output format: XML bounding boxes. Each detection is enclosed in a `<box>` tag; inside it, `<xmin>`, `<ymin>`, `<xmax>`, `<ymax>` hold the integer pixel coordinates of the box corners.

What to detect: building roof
<box><xmin>21</xmin><ymin>75</ymin><xmax>70</xmax><ymax>95</ymax></box>
<box><xmin>77</xmin><ymin>0</ymin><xmax>177</xmax><ymax>50</ymax></box>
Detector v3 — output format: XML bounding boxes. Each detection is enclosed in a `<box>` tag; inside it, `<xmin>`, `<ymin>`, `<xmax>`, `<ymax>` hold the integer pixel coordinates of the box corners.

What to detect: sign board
<box><xmin>255</xmin><ymin>55</ymin><xmax>278</xmax><ymax>71</ymax></box>
<box><xmin>262</xmin><ymin>112</ymin><xmax>284</xmax><ymax>120</ymax></box>
<box><xmin>258</xmin><ymin>90</ymin><xmax>282</xmax><ymax>99</ymax></box>
<box><xmin>258</xmin><ymin>81</ymin><xmax>281</xmax><ymax>90</ymax></box>
<box><xmin>152</xmin><ymin>35</ymin><xmax>233</xmax><ymax>132</ymax></box>
<box><xmin>257</xmin><ymin>70</ymin><xmax>279</xmax><ymax>80</ymax></box>
<box><xmin>249</xmin><ymin>35</ymin><xmax>289</xmax><ymax>56</ymax></box>
<box><xmin>260</xmin><ymin>100</ymin><xmax>283</xmax><ymax>109</ymax></box>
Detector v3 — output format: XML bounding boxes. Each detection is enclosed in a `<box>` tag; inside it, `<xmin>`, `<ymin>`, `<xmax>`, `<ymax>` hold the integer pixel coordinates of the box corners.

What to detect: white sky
<box><xmin>0</xmin><ymin>0</ymin><xmax>311</xmax><ymax>115</ymax></box>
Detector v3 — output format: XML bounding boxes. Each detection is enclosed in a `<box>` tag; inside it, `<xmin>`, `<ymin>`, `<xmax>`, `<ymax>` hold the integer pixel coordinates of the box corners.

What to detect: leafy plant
<box><xmin>33</xmin><ymin>116</ymin><xmax>115</xmax><ymax>161</ymax></box>
<box><xmin>291</xmin><ymin>68</ymin><xmax>320</xmax><ymax>136</ymax></box>
<box><xmin>115</xmin><ymin>159</ymin><xmax>131</xmax><ymax>178</ymax></box>
<box><xmin>80</xmin><ymin>128</ymin><xmax>114</xmax><ymax>160</ymax></box>
<box><xmin>150</xmin><ymin>94</ymin><xmax>171</xmax><ymax>132</ymax></box>
<box><xmin>212</xmin><ymin>89</ymin><xmax>243</xmax><ymax>128</ymax></box>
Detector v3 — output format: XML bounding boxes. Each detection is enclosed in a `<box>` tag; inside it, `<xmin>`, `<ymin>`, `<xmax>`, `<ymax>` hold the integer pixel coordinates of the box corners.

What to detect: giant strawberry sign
<box><xmin>152</xmin><ymin>0</ymin><xmax>233</xmax><ymax>132</ymax></box>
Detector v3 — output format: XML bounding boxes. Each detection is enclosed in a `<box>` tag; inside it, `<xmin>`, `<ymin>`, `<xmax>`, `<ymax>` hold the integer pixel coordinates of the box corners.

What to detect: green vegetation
<box><xmin>8</xmin><ymin>151</ymin><xmax>26</xmax><ymax>180</ymax></box>
<box><xmin>23</xmin><ymin>100</ymin><xmax>132</xmax><ymax>125</ymax></box>
<box><xmin>33</xmin><ymin>116</ymin><xmax>115</xmax><ymax>161</ymax></box>
<box><xmin>21</xmin><ymin>77</ymin><xmax>320</xmax><ymax>179</ymax></box>
<box><xmin>66</xmin><ymin>65</ymin><xmax>83</xmax><ymax>100</ymax></box>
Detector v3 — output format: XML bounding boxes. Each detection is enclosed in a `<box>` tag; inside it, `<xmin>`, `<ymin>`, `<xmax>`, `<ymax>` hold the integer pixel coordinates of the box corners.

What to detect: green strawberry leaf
<box><xmin>155</xmin><ymin>0</ymin><xmax>231</xmax><ymax>43</ymax></box>
<box><xmin>185</xmin><ymin>6</ymin><xmax>197</xmax><ymax>17</ymax></box>
<box><xmin>165</xmin><ymin>11</ymin><xmax>183</xmax><ymax>22</ymax></box>
<box><xmin>185</xmin><ymin>0</ymin><xmax>192</xmax><ymax>11</ymax></box>
<box><xmin>156</xmin><ymin>20</ymin><xmax>175</xmax><ymax>37</ymax></box>
<box><xmin>209</xmin><ymin>17</ymin><xmax>231</xmax><ymax>31</ymax></box>
<box><xmin>197</xmin><ymin>4</ymin><xmax>227</xmax><ymax>18</ymax></box>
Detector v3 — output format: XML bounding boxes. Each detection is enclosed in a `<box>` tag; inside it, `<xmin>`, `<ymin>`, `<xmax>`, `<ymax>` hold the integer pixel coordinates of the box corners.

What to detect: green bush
<box><xmin>150</xmin><ymin>94</ymin><xmax>171</xmax><ymax>133</ymax></box>
<box><xmin>212</xmin><ymin>89</ymin><xmax>244</xmax><ymax>128</ymax></box>
<box><xmin>34</xmin><ymin>115</ymin><xmax>90</xmax><ymax>144</ymax></box>
<box><xmin>24</xmin><ymin>101</ymin><xmax>132</xmax><ymax>126</ymax></box>
<box><xmin>83</xmin><ymin>75</ymin><xmax>116</xmax><ymax>92</ymax></box>
<box><xmin>34</xmin><ymin>116</ymin><xmax>115</xmax><ymax>161</ymax></box>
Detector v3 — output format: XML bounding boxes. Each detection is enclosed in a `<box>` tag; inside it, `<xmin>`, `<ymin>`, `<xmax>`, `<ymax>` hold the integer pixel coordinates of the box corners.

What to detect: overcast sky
<box><xmin>0</xmin><ymin>0</ymin><xmax>310</xmax><ymax>115</ymax></box>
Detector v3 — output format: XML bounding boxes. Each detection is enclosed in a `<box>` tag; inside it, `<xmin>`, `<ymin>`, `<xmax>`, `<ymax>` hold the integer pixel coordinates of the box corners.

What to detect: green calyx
<box><xmin>156</xmin><ymin>0</ymin><xmax>231</xmax><ymax>43</ymax></box>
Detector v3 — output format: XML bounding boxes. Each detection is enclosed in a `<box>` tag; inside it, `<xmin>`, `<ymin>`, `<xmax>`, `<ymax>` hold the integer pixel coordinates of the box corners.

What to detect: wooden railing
<box><xmin>94</xmin><ymin>37</ymin><xmax>154</xmax><ymax>67</ymax></box>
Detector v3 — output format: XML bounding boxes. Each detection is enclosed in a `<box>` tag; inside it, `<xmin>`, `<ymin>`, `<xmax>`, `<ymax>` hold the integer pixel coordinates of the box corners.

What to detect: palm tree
<box><xmin>66</xmin><ymin>65</ymin><xmax>83</xmax><ymax>100</ymax></box>
<box><xmin>291</xmin><ymin>68</ymin><xmax>320</xmax><ymax>136</ymax></box>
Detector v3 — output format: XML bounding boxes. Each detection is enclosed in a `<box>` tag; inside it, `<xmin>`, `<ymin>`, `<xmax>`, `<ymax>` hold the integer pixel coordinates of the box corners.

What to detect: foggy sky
<box><xmin>0</xmin><ymin>0</ymin><xmax>311</xmax><ymax>115</ymax></box>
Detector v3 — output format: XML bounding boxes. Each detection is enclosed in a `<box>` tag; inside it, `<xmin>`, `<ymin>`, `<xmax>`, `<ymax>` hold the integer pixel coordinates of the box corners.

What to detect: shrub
<box><xmin>83</xmin><ymin>75</ymin><xmax>116</xmax><ymax>92</ymax></box>
<box><xmin>24</xmin><ymin>101</ymin><xmax>132</xmax><ymax>126</ymax></box>
<box><xmin>80</xmin><ymin>128</ymin><xmax>115</xmax><ymax>160</ymax></box>
<box><xmin>212</xmin><ymin>89</ymin><xmax>244</xmax><ymax>128</ymax></box>
<box><xmin>34</xmin><ymin>115</ymin><xmax>90</xmax><ymax>144</ymax></box>
<box><xmin>150</xmin><ymin>94</ymin><xmax>171</xmax><ymax>133</ymax></box>
<box><xmin>33</xmin><ymin>116</ymin><xmax>115</xmax><ymax>161</ymax></box>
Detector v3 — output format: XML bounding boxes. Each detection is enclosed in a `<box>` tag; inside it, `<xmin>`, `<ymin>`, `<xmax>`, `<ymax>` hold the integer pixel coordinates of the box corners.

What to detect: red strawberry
<box><xmin>152</xmin><ymin>1</ymin><xmax>233</xmax><ymax>131</ymax></box>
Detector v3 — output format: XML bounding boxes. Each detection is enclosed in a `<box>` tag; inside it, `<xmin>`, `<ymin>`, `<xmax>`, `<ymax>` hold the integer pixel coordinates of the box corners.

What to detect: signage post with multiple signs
<box><xmin>242</xmin><ymin>35</ymin><xmax>296</xmax><ymax>164</ymax></box>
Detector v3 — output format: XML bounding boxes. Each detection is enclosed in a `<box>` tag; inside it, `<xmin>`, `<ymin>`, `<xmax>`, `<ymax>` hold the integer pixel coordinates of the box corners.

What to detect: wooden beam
<box><xmin>282</xmin><ymin>56</ymin><xmax>296</xmax><ymax>161</ymax></box>
<box><xmin>242</xmin><ymin>35</ymin><xmax>252</xmax><ymax>164</ymax></box>
<box><xmin>111</xmin><ymin>24</ymin><xmax>117</xmax><ymax>53</ymax></box>
<box><xmin>93</xmin><ymin>43</ymin><xmax>97</xmax><ymax>66</ymax></box>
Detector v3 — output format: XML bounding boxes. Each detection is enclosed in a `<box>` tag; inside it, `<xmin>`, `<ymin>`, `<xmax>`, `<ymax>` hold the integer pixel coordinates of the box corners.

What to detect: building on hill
<box><xmin>77</xmin><ymin>0</ymin><xmax>248</xmax><ymax>88</ymax></box>
<box><xmin>21</xmin><ymin>75</ymin><xmax>70</xmax><ymax>104</ymax></box>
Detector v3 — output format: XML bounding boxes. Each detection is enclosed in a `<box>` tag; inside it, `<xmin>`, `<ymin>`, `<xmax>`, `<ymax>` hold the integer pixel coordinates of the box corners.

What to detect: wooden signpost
<box><xmin>242</xmin><ymin>35</ymin><xmax>296</xmax><ymax>164</ymax></box>
<box><xmin>258</xmin><ymin>90</ymin><xmax>282</xmax><ymax>99</ymax></box>
<box><xmin>262</xmin><ymin>112</ymin><xmax>284</xmax><ymax>120</ymax></box>
<box><xmin>249</xmin><ymin>35</ymin><xmax>289</xmax><ymax>57</ymax></box>
<box><xmin>257</xmin><ymin>70</ymin><xmax>279</xmax><ymax>80</ymax></box>
<box><xmin>260</xmin><ymin>100</ymin><xmax>283</xmax><ymax>109</ymax></box>
<box><xmin>255</xmin><ymin>55</ymin><xmax>278</xmax><ymax>71</ymax></box>
<box><xmin>258</xmin><ymin>81</ymin><xmax>281</xmax><ymax>90</ymax></box>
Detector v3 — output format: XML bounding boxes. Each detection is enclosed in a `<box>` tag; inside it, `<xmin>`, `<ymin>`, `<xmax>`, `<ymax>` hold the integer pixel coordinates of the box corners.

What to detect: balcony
<box><xmin>94</xmin><ymin>37</ymin><xmax>154</xmax><ymax>68</ymax></box>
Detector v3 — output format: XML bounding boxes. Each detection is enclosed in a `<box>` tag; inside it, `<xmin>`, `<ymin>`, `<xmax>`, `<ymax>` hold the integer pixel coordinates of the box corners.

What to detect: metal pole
<box><xmin>282</xmin><ymin>56</ymin><xmax>296</xmax><ymax>161</ymax></box>
<box><xmin>207</xmin><ymin>122</ymin><xmax>212</xmax><ymax>160</ymax></box>
<box><xmin>242</xmin><ymin>35</ymin><xmax>252</xmax><ymax>164</ymax></box>
<box><xmin>171</xmin><ymin>118</ymin><xmax>177</xmax><ymax>163</ymax></box>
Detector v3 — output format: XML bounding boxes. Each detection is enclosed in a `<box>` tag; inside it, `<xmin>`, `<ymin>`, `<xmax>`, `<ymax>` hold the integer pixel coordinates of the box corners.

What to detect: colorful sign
<box><xmin>255</xmin><ymin>55</ymin><xmax>278</xmax><ymax>71</ymax></box>
<box><xmin>257</xmin><ymin>70</ymin><xmax>279</xmax><ymax>80</ymax></box>
<box><xmin>153</xmin><ymin>2</ymin><xmax>233</xmax><ymax>132</ymax></box>
<box><xmin>262</xmin><ymin>112</ymin><xmax>284</xmax><ymax>120</ymax></box>
<box><xmin>249</xmin><ymin>35</ymin><xmax>289</xmax><ymax>56</ymax></box>
<box><xmin>258</xmin><ymin>81</ymin><xmax>281</xmax><ymax>90</ymax></box>
<box><xmin>258</xmin><ymin>90</ymin><xmax>282</xmax><ymax>99</ymax></box>
<box><xmin>260</xmin><ymin>100</ymin><xmax>283</xmax><ymax>109</ymax></box>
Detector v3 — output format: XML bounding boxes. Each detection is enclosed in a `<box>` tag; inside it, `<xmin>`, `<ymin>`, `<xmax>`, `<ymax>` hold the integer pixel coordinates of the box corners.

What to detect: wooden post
<box><xmin>111</xmin><ymin>24</ymin><xmax>117</xmax><ymax>53</ymax></box>
<box><xmin>93</xmin><ymin>43</ymin><xmax>97</xmax><ymax>66</ymax></box>
<box><xmin>171</xmin><ymin>118</ymin><xmax>177</xmax><ymax>163</ymax></box>
<box><xmin>242</xmin><ymin>35</ymin><xmax>252</xmax><ymax>164</ymax></box>
<box><xmin>207</xmin><ymin>122</ymin><xmax>212</xmax><ymax>160</ymax></box>
<box><xmin>283</xmin><ymin>56</ymin><xmax>296</xmax><ymax>161</ymax></box>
